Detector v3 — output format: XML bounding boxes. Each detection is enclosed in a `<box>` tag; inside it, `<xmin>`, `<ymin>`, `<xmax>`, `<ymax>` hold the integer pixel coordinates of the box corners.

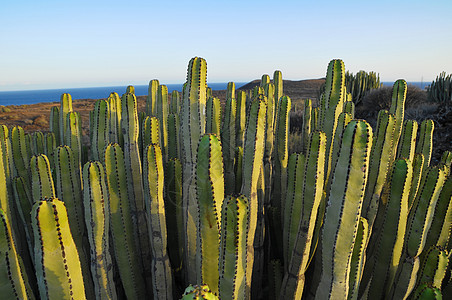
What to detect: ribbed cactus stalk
<box><xmin>165</xmin><ymin>158</ymin><xmax>184</xmax><ymax>275</ymax></box>
<box><xmin>388</xmin><ymin>256</ymin><xmax>420</xmax><ymax>300</ymax></box>
<box><xmin>30</xmin><ymin>154</ymin><xmax>55</xmax><ymax>204</ymax></box>
<box><xmin>235</xmin><ymin>91</ymin><xmax>247</xmax><ymax>149</ymax></box>
<box><xmin>10</xmin><ymin>126</ymin><xmax>31</xmax><ymax>187</ymax></box>
<box><xmin>170</xmin><ymin>90</ymin><xmax>180</xmax><ymax>115</ymax></box>
<box><xmin>49</xmin><ymin>106</ymin><xmax>60</xmax><ymax>146</ymax></box>
<box><xmin>53</xmin><ymin>145</ymin><xmax>95</xmax><ymax>298</ymax></box>
<box><xmin>221</xmin><ymin>96</ymin><xmax>236</xmax><ymax>194</ymax></box>
<box><xmin>0</xmin><ymin>208</ymin><xmax>28</xmax><ymax>299</ymax></box>
<box><xmin>121</xmin><ymin>92</ymin><xmax>152</xmax><ymax>293</ymax></box>
<box><xmin>272</xmin><ymin>95</ymin><xmax>291</xmax><ymax>217</ymax></box>
<box><xmin>12</xmin><ymin>177</ymin><xmax>33</xmax><ymax>254</ymax></box>
<box><xmin>107</xmin><ymin>92</ymin><xmax>122</xmax><ymax>146</ymax></box>
<box><xmin>301</xmin><ymin>99</ymin><xmax>312</xmax><ymax>153</ymax></box>
<box><xmin>126</xmin><ymin>85</ymin><xmax>135</xmax><ymax>94</ymax></box>
<box><xmin>405</xmin><ymin>166</ymin><xmax>447</xmax><ymax>259</ymax></box>
<box><xmin>361</xmin><ymin>110</ymin><xmax>396</xmax><ymax>229</ymax></box>
<box><xmin>260</xmin><ymin>75</ymin><xmax>270</xmax><ymax>87</ymax></box>
<box><xmin>219</xmin><ymin>195</ymin><xmax>249</xmax><ymax>300</ymax></box>
<box><xmin>416</xmin><ymin>119</ymin><xmax>434</xmax><ymax>169</ymax></box>
<box><xmin>195</xmin><ymin>134</ymin><xmax>224</xmax><ymax>295</ymax></box>
<box><xmin>44</xmin><ymin>133</ymin><xmax>56</xmax><ymax>161</ymax></box>
<box><xmin>422</xmin><ymin>176</ymin><xmax>452</xmax><ymax>251</ymax></box>
<box><xmin>397</xmin><ymin>119</ymin><xmax>418</xmax><ymax>161</ymax></box>
<box><xmin>408</xmin><ymin>153</ymin><xmax>425</xmax><ymax>209</ymax></box>
<box><xmin>227</xmin><ymin>82</ymin><xmax>236</xmax><ymax>100</ymax></box>
<box><xmin>180</xmin><ymin>284</ymin><xmax>219</xmax><ymax>300</ymax></box>
<box><xmin>360</xmin><ymin>159</ymin><xmax>412</xmax><ymax>299</ymax></box>
<box><xmin>389</xmin><ymin>79</ymin><xmax>407</xmax><ymax>154</ymax></box>
<box><xmin>280</xmin><ymin>131</ymin><xmax>326</xmax><ymax>299</ymax></box>
<box><xmin>347</xmin><ymin>217</ymin><xmax>368</xmax><ymax>300</ymax></box>
<box><xmin>147</xmin><ymin>79</ymin><xmax>159</xmax><ymax>116</ymax></box>
<box><xmin>316</xmin><ymin>120</ymin><xmax>372</xmax><ymax>299</ymax></box>
<box><xmin>59</xmin><ymin>93</ymin><xmax>73</xmax><ymax>145</ymax></box>
<box><xmin>65</xmin><ymin>111</ymin><xmax>82</xmax><ymax>172</ymax></box>
<box><xmin>82</xmin><ymin>161</ymin><xmax>117</xmax><ymax>300</ymax></box>
<box><xmin>143</xmin><ymin>143</ymin><xmax>173</xmax><ymax>299</ymax></box>
<box><xmin>206</xmin><ymin>97</ymin><xmax>221</xmax><ymax>136</ymax></box>
<box><xmin>417</xmin><ymin>245</ymin><xmax>449</xmax><ymax>289</ymax></box>
<box><xmin>167</xmin><ymin>114</ymin><xmax>180</xmax><ymax>161</ymax></box>
<box><xmin>273</xmin><ymin>70</ymin><xmax>283</xmax><ymax>125</ymax></box>
<box><xmin>142</xmin><ymin>116</ymin><xmax>161</xmax><ymax>153</ymax></box>
<box><xmin>240</xmin><ymin>96</ymin><xmax>266</xmax><ymax>298</ymax></box>
<box><xmin>104</xmin><ymin>143</ymin><xmax>146</xmax><ymax>299</ymax></box>
<box><xmin>91</xmin><ymin>99</ymin><xmax>110</xmax><ymax>162</ymax></box>
<box><xmin>32</xmin><ymin>198</ymin><xmax>86</xmax><ymax>299</ymax></box>
<box><xmin>318</xmin><ymin>59</ymin><xmax>346</xmax><ymax>182</ymax></box>
<box><xmin>157</xmin><ymin>84</ymin><xmax>169</xmax><ymax>162</ymax></box>
<box><xmin>31</xmin><ymin>132</ymin><xmax>45</xmax><ymax>156</ymax></box>
<box><xmin>180</xmin><ymin>57</ymin><xmax>207</xmax><ymax>285</ymax></box>
<box><xmin>234</xmin><ymin>146</ymin><xmax>243</xmax><ymax>195</ymax></box>
<box><xmin>263</xmin><ymin>83</ymin><xmax>275</xmax><ymax>207</ymax></box>
<box><xmin>0</xmin><ymin>128</ymin><xmax>12</xmax><ymax>216</ymax></box>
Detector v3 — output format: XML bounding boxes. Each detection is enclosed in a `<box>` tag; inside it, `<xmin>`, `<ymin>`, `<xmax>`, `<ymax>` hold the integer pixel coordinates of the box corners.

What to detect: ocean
<box><xmin>0</xmin><ymin>82</ymin><xmax>247</xmax><ymax>106</ymax></box>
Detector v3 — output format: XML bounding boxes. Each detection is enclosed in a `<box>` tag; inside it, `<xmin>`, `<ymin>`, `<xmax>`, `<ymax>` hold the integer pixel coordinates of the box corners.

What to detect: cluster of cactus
<box><xmin>427</xmin><ymin>71</ymin><xmax>452</xmax><ymax>102</ymax></box>
<box><xmin>344</xmin><ymin>70</ymin><xmax>382</xmax><ymax>105</ymax></box>
<box><xmin>0</xmin><ymin>56</ymin><xmax>451</xmax><ymax>300</ymax></box>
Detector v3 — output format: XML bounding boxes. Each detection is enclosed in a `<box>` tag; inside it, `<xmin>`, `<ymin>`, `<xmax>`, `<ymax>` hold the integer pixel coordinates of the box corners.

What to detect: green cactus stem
<box><xmin>167</xmin><ymin>114</ymin><xmax>180</xmax><ymax>161</ymax></box>
<box><xmin>104</xmin><ymin>143</ymin><xmax>146</xmax><ymax>299</ymax></box>
<box><xmin>32</xmin><ymin>198</ymin><xmax>86</xmax><ymax>299</ymax></box>
<box><xmin>219</xmin><ymin>195</ymin><xmax>249</xmax><ymax>300</ymax></box>
<box><xmin>30</xmin><ymin>154</ymin><xmax>55</xmax><ymax>205</ymax></box>
<box><xmin>143</xmin><ymin>143</ymin><xmax>173</xmax><ymax>299</ymax></box>
<box><xmin>360</xmin><ymin>159</ymin><xmax>412</xmax><ymax>299</ymax></box>
<box><xmin>412</xmin><ymin>282</ymin><xmax>443</xmax><ymax>299</ymax></box>
<box><xmin>10</xmin><ymin>126</ymin><xmax>31</xmax><ymax>188</ymax></box>
<box><xmin>316</xmin><ymin>120</ymin><xmax>372</xmax><ymax>299</ymax></box>
<box><xmin>235</xmin><ymin>91</ymin><xmax>247</xmax><ymax>149</ymax></box>
<box><xmin>49</xmin><ymin>106</ymin><xmax>60</xmax><ymax>146</ymax></box>
<box><xmin>82</xmin><ymin>161</ymin><xmax>117</xmax><ymax>300</ymax></box>
<box><xmin>397</xmin><ymin>120</ymin><xmax>418</xmax><ymax>161</ymax></box>
<box><xmin>388</xmin><ymin>79</ymin><xmax>407</xmax><ymax>154</ymax></box>
<box><xmin>416</xmin><ymin>119</ymin><xmax>434</xmax><ymax>170</ymax></box>
<box><xmin>195</xmin><ymin>134</ymin><xmax>224</xmax><ymax>295</ymax></box>
<box><xmin>91</xmin><ymin>99</ymin><xmax>110</xmax><ymax>163</ymax></box>
<box><xmin>206</xmin><ymin>97</ymin><xmax>221</xmax><ymax>137</ymax></box>
<box><xmin>170</xmin><ymin>90</ymin><xmax>181</xmax><ymax>115</ymax></box>
<box><xmin>417</xmin><ymin>246</ymin><xmax>449</xmax><ymax>290</ymax></box>
<box><xmin>59</xmin><ymin>93</ymin><xmax>73</xmax><ymax>145</ymax></box>
<box><xmin>142</xmin><ymin>116</ymin><xmax>161</xmax><ymax>153</ymax></box>
<box><xmin>240</xmin><ymin>96</ymin><xmax>267</xmax><ymax>298</ymax></box>
<box><xmin>347</xmin><ymin>217</ymin><xmax>368</xmax><ymax>300</ymax></box>
<box><xmin>221</xmin><ymin>96</ymin><xmax>236</xmax><ymax>195</ymax></box>
<box><xmin>147</xmin><ymin>79</ymin><xmax>159</xmax><ymax>117</ymax></box>
<box><xmin>107</xmin><ymin>92</ymin><xmax>122</xmax><ymax>146</ymax></box>
<box><xmin>0</xmin><ymin>208</ymin><xmax>28</xmax><ymax>299</ymax></box>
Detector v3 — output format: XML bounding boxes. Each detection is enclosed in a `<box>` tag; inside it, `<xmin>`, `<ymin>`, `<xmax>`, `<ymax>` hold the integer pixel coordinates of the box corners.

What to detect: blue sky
<box><xmin>1</xmin><ymin>0</ymin><xmax>451</xmax><ymax>91</ymax></box>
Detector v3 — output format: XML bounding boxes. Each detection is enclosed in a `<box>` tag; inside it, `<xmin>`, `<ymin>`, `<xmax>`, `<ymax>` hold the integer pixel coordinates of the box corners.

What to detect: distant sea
<box><xmin>0</xmin><ymin>82</ymin><xmax>247</xmax><ymax>106</ymax></box>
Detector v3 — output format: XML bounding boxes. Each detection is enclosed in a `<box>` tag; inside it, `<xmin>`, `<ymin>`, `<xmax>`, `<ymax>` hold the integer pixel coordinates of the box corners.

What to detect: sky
<box><xmin>1</xmin><ymin>0</ymin><xmax>451</xmax><ymax>91</ymax></box>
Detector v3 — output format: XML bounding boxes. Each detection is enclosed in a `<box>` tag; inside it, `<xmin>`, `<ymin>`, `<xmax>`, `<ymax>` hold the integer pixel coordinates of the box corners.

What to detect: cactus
<box><xmin>397</xmin><ymin>119</ymin><xmax>418</xmax><ymax>161</ymax></box>
<box><xmin>49</xmin><ymin>106</ymin><xmax>60</xmax><ymax>146</ymax></box>
<box><xmin>0</xmin><ymin>208</ymin><xmax>28</xmax><ymax>299</ymax></box>
<box><xmin>104</xmin><ymin>143</ymin><xmax>146</xmax><ymax>299</ymax></box>
<box><xmin>143</xmin><ymin>143</ymin><xmax>173</xmax><ymax>299</ymax></box>
<box><xmin>170</xmin><ymin>90</ymin><xmax>181</xmax><ymax>115</ymax></box>
<box><xmin>235</xmin><ymin>90</ymin><xmax>247</xmax><ymax>149</ymax></box>
<box><xmin>240</xmin><ymin>96</ymin><xmax>267</xmax><ymax>298</ymax></box>
<box><xmin>280</xmin><ymin>131</ymin><xmax>326</xmax><ymax>299</ymax></box>
<box><xmin>82</xmin><ymin>161</ymin><xmax>117</xmax><ymax>300</ymax></box>
<box><xmin>91</xmin><ymin>99</ymin><xmax>110</xmax><ymax>162</ymax></box>
<box><xmin>59</xmin><ymin>93</ymin><xmax>73</xmax><ymax>145</ymax></box>
<box><xmin>195</xmin><ymin>134</ymin><xmax>224</xmax><ymax>295</ymax></box>
<box><xmin>360</xmin><ymin>158</ymin><xmax>413</xmax><ymax>299</ymax></box>
<box><xmin>30</xmin><ymin>154</ymin><xmax>55</xmax><ymax>205</ymax></box>
<box><xmin>417</xmin><ymin>246</ymin><xmax>449</xmax><ymax>289</ymax></box>
<box><xmin>219</xmin><ymin>195</ymin><xmax>249</xmax><ymax>300</ymax></box>
<box><xmin>65</xmin><ymin>112</ymin><xmax>82</xmax><ymax>172</ymax></box>
<box><xmin>412</xmin><ymin>282</ymin><xmax>443</xmax><ymax>299</ymax></box>
<box><xmin>147</xmin><ymin>79</ymin><xmax>159</xmax><ymax>116</ymax></box>
<box><xmin>316</xmin><ymin>120</ymin><xmax>372</xmax><ymax>299</ymax></box>
<box><xmin>10</xmin><ymin>126</ymin><xmax>31</xmax><ymax>187</ymax></box>
<box><xmin>157</xmin><ymin>84</ymin><xmax>169</xmax><ymax>162</ymax></box>
<box><xmin>32</xmin><ymin>198</ymin><xmax>86</xmax><ymax>299</ymax></box>
<box><xmin>206</xmin><ymin>96</ymin><xmax>221</xmax><ymax>137</ymax></box>
<box><xmin>221</xmin><ymin>96</ymin><xmax>236</xmax><ymax>194</ymax></box>
<box><xmin>347</xmin><ymin>217</ymin><xmax>368</xmax><ymax>300</ymax></box>
<box><xmin>142</xmin><ymin>116</ymin><xmax>161</xmax><ymax>153</ymax></box>
<box><xmin>167</xmin><ymin>114</ymin><xmax>180</xmax><ymax>161</ymax></box>
<box><xmin>126</xmin><ymin>85</ymin><xmax>135</xmax><ymax>94</ymax></box>
<box><xmin>427</xmin><ymin>71</ymin><xmax>452</xmax><ymax>102</ymax></box>
<box><xmin>107</xmin><ymin>92</ymin><xmax>122</xmax><ymax>145</ymax></box>
<box><xmin>416</xmin><ymin>119</ymin><xmax>434</xmax><ymax>169</ymax></box>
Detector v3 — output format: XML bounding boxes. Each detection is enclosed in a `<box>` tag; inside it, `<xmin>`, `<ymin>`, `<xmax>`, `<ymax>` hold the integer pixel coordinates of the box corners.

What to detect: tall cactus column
<box><xmin>121</xmin><ymin>92</ymin><xmax>152</xmax><ymax>292</ymax></box>
<box><xmin>240</xmin><ymin>97</ymin><xmax>267</xmax><ymax>299</ymax></box>
<box><xmin>180</xmin><ymin>57</ymin><xmax>207</xmax><ymax>285</ymax></box>
<box><xmin>316</xmin><ymin>120</ymin><xmax>373</xmax><ymax>299</ymax></box>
